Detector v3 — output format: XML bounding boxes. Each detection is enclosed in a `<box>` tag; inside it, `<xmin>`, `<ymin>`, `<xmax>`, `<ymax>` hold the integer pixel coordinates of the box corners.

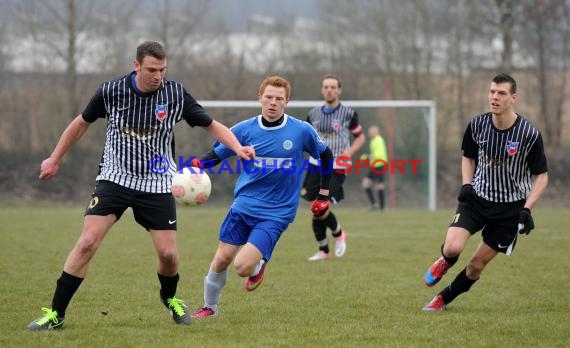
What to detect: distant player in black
<box><xmin>422</xmin><ymin>73</ymin><xmax>548</xmax><ymax>311</ymax></box>
<box><xmin>27</xmin><ymin>41</ymin><xmax>254</xmax><ymax>330</ymax></box>
<box><xmin>302</xmin><ymin>75</ymin><xmax>365</xmax><ymax>261</ymax></box>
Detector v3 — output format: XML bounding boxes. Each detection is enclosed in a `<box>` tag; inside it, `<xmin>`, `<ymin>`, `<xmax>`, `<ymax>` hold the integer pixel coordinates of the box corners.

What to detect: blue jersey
<box><xmin>214</xmin><ymin>114</ymin><xmax>328</xmax><ymax>223</ymax></box>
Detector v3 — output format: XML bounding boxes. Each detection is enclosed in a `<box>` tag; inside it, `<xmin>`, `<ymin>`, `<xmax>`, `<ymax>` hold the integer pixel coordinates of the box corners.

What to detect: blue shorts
<box><xmin>219</xmin><ymin>208</ymin><xmax>289</xmax><ymax>261</ymax></box>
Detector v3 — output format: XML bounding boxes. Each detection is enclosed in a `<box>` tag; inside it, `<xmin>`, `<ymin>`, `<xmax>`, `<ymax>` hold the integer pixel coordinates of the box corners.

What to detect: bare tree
<box><xmin>89</xmin><ymin>0</ymin><xmax>139</xmax><ymax>75</ymax></box>
<box><xmin>496</xmin><ymin>0</ymin><xmax>516</xmax><ymax>73</ymax></box>
<box><xmin>15</xmin><ymin>0</ymin><xmax>97</xmax><ymax>117</ymax></box>
<box><xmin>519</xmin><ymin>0</ymin><xmax>568</xmax><ymax>150</ymax></box>
<box><xmin>0</xmin><ymin>21</ymin><xmax>10</xmax><ymax>91</ymax></box>
<box><xmin>146</xmin><ymin>0</ymin><xmax>215</xmax><ymax>66</ymax></box>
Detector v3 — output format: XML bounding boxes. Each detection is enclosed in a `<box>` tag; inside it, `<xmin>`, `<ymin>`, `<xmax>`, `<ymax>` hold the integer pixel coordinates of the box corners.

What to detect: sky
<box><xmin>214</xmin><ymin>0</ymin><xmax>321</xmax><ymax>31</ymax></box>
<box><xmin>1</xmin><ymin>0</ymin><xmax>321</xmax><ymax>31</ymax></box>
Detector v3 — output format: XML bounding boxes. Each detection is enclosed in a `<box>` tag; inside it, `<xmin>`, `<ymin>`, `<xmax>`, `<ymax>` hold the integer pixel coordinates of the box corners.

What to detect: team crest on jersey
<box><xmin>332</xmin><ymin>119</ymin><xmax>342</xmax><ymax>131</ymax></box>
<box><xmin>283</xmin><ymin>140</ymin><xmax>293</xmax><ymax>150</ymax></box>
<box><xmin>155</xmin><ymin>104</ymin><xmax>168</xmax><ymax>121</ymax></box>
<box><xmin>506</xmin><ymin>140</ymin><xmax>519</xmax><ymax>156</ymax></box>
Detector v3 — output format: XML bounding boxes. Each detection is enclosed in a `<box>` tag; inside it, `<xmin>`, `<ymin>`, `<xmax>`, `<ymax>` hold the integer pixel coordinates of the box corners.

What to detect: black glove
<box><xmin>458</xmin><ymin>184</ymin><xmax>476</xmax><ymax>202</ymax></box>
<box><xmin>518</xmin><ymin>208</ymin><xmax>534</xmax><ymax>235</ymax></box>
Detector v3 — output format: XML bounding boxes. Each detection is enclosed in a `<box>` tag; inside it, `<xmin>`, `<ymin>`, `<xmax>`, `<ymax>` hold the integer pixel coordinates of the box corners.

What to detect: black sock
<box><xmin>312</xmin><ymin>218</ymin><xmax>329</xmax><ymax>253</ymax></box>
<box><xmin>377</xmin><ymin>190</ymin><xmax>385</xmax><ymax>209</ymax></box>
<box><xmin>323</xmin><ymin>212</ymin><xmax>341</xmax><ymax>238</ymax></box>
<box><xmin>51</xmin><ymin>271</ymin><xmax>83</xmax><ymax>318</ymax></box>
<box><xmin>158</xmin><ymin>273</ymin><xmax>179</xmax><ymax>301</ymax></box>
<box><xmin>365</xmin><ymin>188</ymin><xmax>375</xmax><ymax>205</ymax></box>
<box><xmin>441</xmin><ymin>243</ymin><xmax>459</xmax><ymax>266</ymax></box>
<box><xmin>439</xmin><ymin>268</ymin><xmax>478</xmax><ymax>304</ymax></box>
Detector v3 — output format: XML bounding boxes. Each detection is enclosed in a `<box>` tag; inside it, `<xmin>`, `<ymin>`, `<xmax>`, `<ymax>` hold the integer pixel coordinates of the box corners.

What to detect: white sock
<box><xmin>204</xmin><ymin>268</ymin><xmax>228</xmax><ymax>311</ymax></box>
<box><xmin>250</xmin><ymin>259</ymin><xmax>266</xmax><ymax>277</ymax></box>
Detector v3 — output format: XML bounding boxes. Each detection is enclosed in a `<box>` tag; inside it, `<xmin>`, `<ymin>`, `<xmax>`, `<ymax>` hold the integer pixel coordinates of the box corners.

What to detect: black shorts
<box><xmin>366</xmin><ymin>166</ymin><xmax>385</xmax><ymax>182</ymax></box>
<box><xmin>85</xmin><ymin>180</ymin><xmax>177</xmax><ymax>231</ymax></box>
<box><xmin>449</xmin><ymin>195</ymin><xmax>525</xmax><ymax>254</ymax></box>
<box><xmin>301</xmin><ymin>165</ymin><xmax>346</xmax><ymax>203</ymax></box>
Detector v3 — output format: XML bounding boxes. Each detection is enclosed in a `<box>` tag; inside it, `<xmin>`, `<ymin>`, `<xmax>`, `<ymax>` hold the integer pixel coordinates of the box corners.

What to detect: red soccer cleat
<box><xmin>422</xmin><ymin>295</ymin><xmax>447</xmax><ymax>312</ymax></box>
<box><xmin>245</xmin><ymin>262</ymin><xmax>266</xmax><ymax>292</ymax></box>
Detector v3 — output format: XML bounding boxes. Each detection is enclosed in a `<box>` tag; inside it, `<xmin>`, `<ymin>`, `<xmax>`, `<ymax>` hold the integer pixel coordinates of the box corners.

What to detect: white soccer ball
<box><xmin>171</xmin><ymin>167</ymin><xmax>212</xmax><ymax>206</ymax></box>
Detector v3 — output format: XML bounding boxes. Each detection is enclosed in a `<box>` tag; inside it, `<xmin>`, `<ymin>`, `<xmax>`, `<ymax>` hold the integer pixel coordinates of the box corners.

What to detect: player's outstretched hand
<box><xmin>458</xmin><ymin>184</ymin><xmax>476</xmax><ymax>202</ymax></box>
<box><xmin>39</xmin><ymin>157</ymin><xmax>59</xmax><ymax>180</ymax></box>
<box><xmin>518</xmin><ymin>208</ymin><xmax>534</xmax><ymax>235</ymax></box>
<box><xmin>310</xmin><ymin>194</ymin><xmax>330</xmax><ymax>217</ymax></box>
<box><xmin>190</xmin><ymin>157</ymin><xmax>202</xmax><ymax>169</ymax></box>
<box><xmin>236</xmin><ymin>145</ymin><xmax>255</xmax><ymax>161</ymax></box>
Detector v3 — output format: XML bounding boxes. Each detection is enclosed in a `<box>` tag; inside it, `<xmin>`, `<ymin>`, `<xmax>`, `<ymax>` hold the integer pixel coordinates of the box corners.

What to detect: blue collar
<box><xmin>130</xmin><ymin>72</ymin><xmax>144</xmax><ymax>94</ymax></box>
<box><xmin>321</xmin><ymin>104</ymin><xmax>340</xmax><ymax>115</ymax></box>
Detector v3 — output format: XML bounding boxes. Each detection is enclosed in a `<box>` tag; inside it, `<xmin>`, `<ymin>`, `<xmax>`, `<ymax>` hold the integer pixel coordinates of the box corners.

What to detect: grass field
<box><xmin>1</xmin><ymin>206</ymin><xmax>568</xmax><ymax>347</ymax></box>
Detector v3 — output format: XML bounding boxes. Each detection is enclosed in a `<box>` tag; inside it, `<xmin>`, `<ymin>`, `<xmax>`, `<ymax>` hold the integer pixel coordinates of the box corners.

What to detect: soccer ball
<box><xmin>171</xmin><ymin>167</ymin><xmax>211</xmax><ymax>206</ymax></box>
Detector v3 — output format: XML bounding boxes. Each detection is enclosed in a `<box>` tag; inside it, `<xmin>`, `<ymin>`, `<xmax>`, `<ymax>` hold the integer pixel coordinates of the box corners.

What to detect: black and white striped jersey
<box><xmin>462</xmin><ymin>112</ymin><xmax>548</xmax><ymax>203</ymax></box>
<box><xmin>82</xmin><ymin>71</ymin><xmax>213</xmax><ymax>193</ymax></box>
<box><xmin>306</xmin><ymin>104</ymin><xmax>363</xmax><ymax>169</ymax></box>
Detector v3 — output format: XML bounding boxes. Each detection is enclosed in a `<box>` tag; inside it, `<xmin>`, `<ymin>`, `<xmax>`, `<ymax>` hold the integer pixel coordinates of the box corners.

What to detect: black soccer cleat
<box><xmin>162</xmin><ymin>297</ymin><xmax>192</xmax><ymax>325</ymax></box>
<box><xmin>28</xmin><ymin>308</ymin><xmax>64</xmax><ymax>331</ymax></box>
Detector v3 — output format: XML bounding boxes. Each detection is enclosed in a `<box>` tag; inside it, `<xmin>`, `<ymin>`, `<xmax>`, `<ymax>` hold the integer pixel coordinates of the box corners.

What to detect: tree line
<box><xmin>0</xmin><ymin>0</ymin><xmax>568</xmax><ymax>206</ymax></box>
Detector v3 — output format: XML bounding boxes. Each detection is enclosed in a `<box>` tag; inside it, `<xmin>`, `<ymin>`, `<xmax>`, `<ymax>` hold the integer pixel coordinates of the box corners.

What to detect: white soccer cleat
<box><xmin>334</xmin><ymin>231</ymin><xmax>346</xmax><ymax>257</ymax></box>
<box><xmin>308</xmin><ymin>251</ymin><xmax>331</xmax><ymax>261</ymax></box>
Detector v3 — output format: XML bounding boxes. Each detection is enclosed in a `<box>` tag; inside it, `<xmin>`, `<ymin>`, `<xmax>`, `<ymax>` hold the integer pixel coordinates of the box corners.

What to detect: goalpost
<box><xmin>200</xmin><ymin>100</ymin><xmax>437</xmax><ymax>211</ymax></box>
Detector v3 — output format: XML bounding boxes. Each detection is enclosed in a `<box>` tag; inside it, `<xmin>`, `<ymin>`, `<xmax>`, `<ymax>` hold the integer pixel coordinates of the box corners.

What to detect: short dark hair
<box><xmin>492</xmin><ymin>73</ymin><xmax>517</xmax><ymax>94</ymax></box>
<box><xmin>136</xmin><ymin>41</ymin><xmax>166</xmax><ymax>63</ymax></box>
<box><xmin>323</xmin><ymin>74</ymin><xmax>342</xmax><ymax>88</ymax></box>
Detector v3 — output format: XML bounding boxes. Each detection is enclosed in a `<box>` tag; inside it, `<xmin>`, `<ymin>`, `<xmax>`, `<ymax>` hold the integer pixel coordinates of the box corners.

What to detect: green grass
<box><xmin>1</xmin><ymin>206</ymin><xmax>568</xmax><ymax>347</ymax></box>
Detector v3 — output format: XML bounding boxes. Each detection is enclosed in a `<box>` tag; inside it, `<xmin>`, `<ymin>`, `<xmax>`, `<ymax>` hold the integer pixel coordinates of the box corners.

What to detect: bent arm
<box><xmin>318</xmin><ymin>147</ymin><xmax>333</xmax><ymax>197</ymax></box>
<box><xmin>524</xmin><ymin>172</ymin><xmax>548</xmax><ymax>209</ymax></box>
<box><xmin>50</xmin><ymin>115</ymin><xmax>91</xmax><ymax>162</ymax></box>
<box><xmin>462</xmin><ymin>156</ymin><xmax>476</xmax><ymax>185</ymax></box>
<box><xmin>39</xmin><ymin>115</ymin><xmax>91</xmax><ymax>180</ymax></box>
<box><xmin>205</xmin><ymin>120</ymin><xmax>254</xmax><ymax>160</ymax></box>
<box><xmin>348</xmin><ymin>133</ymin><xmax>365</xmax><ymax>157</ymax></box>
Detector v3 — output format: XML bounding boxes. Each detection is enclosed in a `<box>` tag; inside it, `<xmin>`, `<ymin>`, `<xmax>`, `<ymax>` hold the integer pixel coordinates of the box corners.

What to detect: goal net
<box><xmin>188</xmin><ymin>100</ymin><xmax>437</xmax><ymax>211</ymax></box>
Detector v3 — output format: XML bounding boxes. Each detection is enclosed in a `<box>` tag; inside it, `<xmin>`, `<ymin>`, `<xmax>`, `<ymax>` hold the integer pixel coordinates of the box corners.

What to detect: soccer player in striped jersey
<box><xmin>191</xmin><ymin>76</ymin><xmax>333</xmax><ymax>318</ymax></box>
<box><xmin>302</xmin><ymin>75</ymin><xmax>365</xmax><ymax>261</ymax></box>
<box><xmin>27</xmin><ymin>41</ymin><xmax>253</xmax><ymax>330</ymax></box>
<box><xmin>423</xmin><ymin>73</ymin><xmax>548</xmax><ymax>312</ymax></box>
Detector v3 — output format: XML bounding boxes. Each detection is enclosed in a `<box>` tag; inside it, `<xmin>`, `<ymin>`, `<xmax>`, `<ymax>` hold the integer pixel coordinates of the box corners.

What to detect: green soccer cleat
<box><xmin>27</xmin><ymin>307</ymin><xmax>64</xmax><ymax>331</ymax></box>
<box><xmin>162</xmin><ymin>297</ymin><xmax>192</xmax><ymax>325</ymax></box>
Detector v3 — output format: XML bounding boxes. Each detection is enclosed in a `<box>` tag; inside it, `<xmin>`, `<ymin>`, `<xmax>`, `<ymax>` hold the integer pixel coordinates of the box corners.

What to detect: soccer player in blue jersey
<box><xmin>191</xmin><ymin>76</ymin><xmax>333</xmax><ymax>318</ymax></box>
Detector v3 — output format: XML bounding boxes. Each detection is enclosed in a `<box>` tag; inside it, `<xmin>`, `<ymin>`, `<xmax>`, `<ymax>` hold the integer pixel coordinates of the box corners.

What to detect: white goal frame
<box><xmin>200</xmin><ymin>100</ymin><xmax>437</xmax><ymax>211</ymax></box>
